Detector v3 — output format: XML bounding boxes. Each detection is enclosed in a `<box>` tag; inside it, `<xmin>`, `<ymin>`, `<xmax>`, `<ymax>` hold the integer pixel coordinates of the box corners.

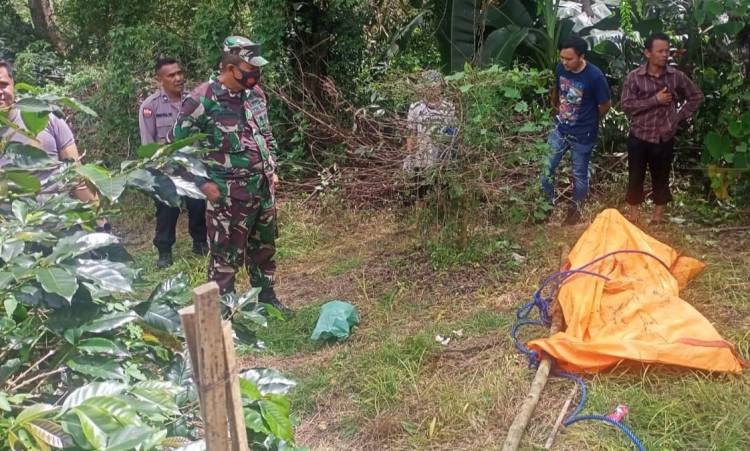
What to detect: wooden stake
<box><xmin>179</xmin><ymin>305</ymin><xmax>204</xmax><ymax>420</ymax></box>
<box><xmin>223</xmin><ymin>321</ymin><xmax>250</xmax><ymax>451</ymax></box>
<box><xmin>179</xmin><ymin>306</ymin><xmax>201</xmax><ymax>385</ymax></box>
<box><xmin>502</xmin><ymin>245</ymin><xmax>569</xmax><ymax>451</ymax></box>
<box><xmin>544</xmin><ymin>385</ymin><xmax>577</xmax><ymax>449</ymax></box>
<box><xmin>193</xmin><ymin>282</ymin><xmax>230</xmax><ymax>451</ymax></box>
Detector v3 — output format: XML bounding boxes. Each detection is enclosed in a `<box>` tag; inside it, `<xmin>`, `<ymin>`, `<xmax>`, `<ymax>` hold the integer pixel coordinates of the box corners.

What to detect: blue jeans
<box><xmin>540</xmin><ymin>128</ymin><xmax>595</xmax><ymax>208</ymax></box>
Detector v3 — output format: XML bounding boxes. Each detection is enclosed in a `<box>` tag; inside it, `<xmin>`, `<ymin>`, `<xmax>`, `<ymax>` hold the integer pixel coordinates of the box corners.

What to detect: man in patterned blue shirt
<box><xmin>540</xmin><ymin>36</ymin><xmax>611</xmax><ymax>225</ymax></box>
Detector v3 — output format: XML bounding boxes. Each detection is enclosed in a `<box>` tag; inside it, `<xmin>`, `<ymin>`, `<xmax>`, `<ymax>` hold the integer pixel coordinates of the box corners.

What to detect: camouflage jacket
<box><xmin>172</xmin><ymin>74</ymin><xmax>278</xmax><ymax>186</ymax></box>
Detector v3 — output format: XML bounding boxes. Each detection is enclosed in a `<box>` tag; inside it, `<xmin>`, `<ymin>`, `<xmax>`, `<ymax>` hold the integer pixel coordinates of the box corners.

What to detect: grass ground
<box><xmin>116</xmin><ymin>191</ymin><xmax>750</xmax><ymax>451</ymax></box>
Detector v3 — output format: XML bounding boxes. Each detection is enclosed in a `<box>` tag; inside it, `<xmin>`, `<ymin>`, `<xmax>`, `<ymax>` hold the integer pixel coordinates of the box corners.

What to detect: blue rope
<box><xmin>512</xmin><ymin>249</ymin><xmax>663</xmax><ymax>450</ymax></box>
<box><xmin>554</xmin><ymin>370</ymin><xmax>646</xmax><ymax>451</ymax></box>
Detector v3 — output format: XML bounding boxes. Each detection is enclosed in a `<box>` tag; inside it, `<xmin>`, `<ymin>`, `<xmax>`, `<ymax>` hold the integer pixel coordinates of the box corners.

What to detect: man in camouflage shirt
<box><xmin>171</xmin><ymin>36</ymin><xmax>289</xmax><ymax>314</ymax></box>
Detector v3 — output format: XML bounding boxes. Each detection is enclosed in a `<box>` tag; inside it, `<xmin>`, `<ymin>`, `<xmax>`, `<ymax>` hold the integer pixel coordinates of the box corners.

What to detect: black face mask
<box><xmin>234</xmin><ymin>67</ymin><xmax>261</xmax><ymax>89</ymax></box>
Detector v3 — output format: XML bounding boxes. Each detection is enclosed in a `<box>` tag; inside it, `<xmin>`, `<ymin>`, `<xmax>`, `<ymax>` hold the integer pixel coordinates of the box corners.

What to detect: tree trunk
<box><xmin>740</xmin><ymin>26</ymin><xmax>750</xmax><ymax>80</ymax></box>
<box><xmin>28</xmin><ymin>0</ymin><xmax>65</xmax><ymax>53</ymax></box>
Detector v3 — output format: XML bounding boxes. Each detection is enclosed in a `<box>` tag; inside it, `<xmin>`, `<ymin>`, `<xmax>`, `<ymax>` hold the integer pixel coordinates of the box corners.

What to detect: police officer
<box><xmin>171</xmin><ymin>37</ymin><xmax>290</xmax><ymax>314</ymax></box>
<box><xmin>139</xmin><ymin>57</ymin><xmax>207</xmax><ymax>268</ymax></box>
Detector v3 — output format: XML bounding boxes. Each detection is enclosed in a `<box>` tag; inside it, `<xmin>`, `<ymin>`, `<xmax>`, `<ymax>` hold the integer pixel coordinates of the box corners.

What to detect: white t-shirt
<box><xmin>404</xmin><ymin>100</ymin><xmax>457</xmax><ymax>172</ymax></box>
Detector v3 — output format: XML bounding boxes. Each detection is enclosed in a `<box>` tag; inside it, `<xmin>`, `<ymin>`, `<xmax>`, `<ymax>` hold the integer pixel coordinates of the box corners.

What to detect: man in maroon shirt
<box><xmin>621</xmin><ymin>33</ymin><xmax>703</xmax><ymax>224</ymax></box>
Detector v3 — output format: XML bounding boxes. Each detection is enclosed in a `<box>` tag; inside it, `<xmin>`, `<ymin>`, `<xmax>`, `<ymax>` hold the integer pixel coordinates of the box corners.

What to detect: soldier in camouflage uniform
<box><xmin>171</xmin><ymin>36</ymin><xmax>290</xmax><ymax>313</ymax></box>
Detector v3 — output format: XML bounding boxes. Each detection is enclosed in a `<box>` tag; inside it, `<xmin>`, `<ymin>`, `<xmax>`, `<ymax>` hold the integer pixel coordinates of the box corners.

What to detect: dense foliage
<box><xmin>0</xmin><ymin>92</ymin><xmax>300</xmax><ymax>449</ymax></box>
<box><xmin>2</xmin><ymin>0</ymin><xmax>750</xmax><ymax>446</ymax></box>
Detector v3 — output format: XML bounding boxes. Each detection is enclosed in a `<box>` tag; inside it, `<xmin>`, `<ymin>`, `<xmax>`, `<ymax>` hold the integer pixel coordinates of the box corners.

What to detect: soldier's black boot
<box><xmin>156</xmin><ymin>249</ymin><xmax>173</xmax><ymax>269</ymax></box>
<box><xmin>258</xmin><ymin>287</ymin><xmax>293</xmax><ymax>317</ymax></box>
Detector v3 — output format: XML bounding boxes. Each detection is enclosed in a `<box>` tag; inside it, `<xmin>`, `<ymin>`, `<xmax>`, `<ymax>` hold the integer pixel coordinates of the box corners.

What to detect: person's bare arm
<box><xmin>598</xmin><ymin>100</ymin><xmax>611</xmax><ymax>118</ymax></box>
<box><xmin>550</xmin><ymin>85</ymin><xmax>560</xmax><ymax>115</ymax></box>
<box><xmin>58</xmin><ymin>142</ymin><xmax>81</xmax><ymax>163</ymax></box>
<box><xmin>59</xmin><ymin>143</ymin><xmax>97</xmax><ymax>202</ymax></box>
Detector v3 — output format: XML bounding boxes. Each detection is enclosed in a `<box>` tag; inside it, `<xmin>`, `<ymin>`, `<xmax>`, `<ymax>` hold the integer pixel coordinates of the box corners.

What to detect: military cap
<box><xmin>223</xmin><ymin>36</ymin><xmax>269</xmax><ymax>67</ymax></box>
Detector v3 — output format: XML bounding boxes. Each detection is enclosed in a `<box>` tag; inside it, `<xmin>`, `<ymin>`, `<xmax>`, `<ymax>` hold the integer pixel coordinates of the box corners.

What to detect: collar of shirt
<box><xmin>158</xmin><ymin>88</ymin><xmax>185</xmax><ymax>104</ymax></box>
<box><xmin>635</xmin><ymin>63</ymin><xmax>675</xmax><ymax>78</ymax></box>
<box><xmin>209</xmin><ymin>73</ymin><xmax>246</xmax><ymax>99</ymax></box>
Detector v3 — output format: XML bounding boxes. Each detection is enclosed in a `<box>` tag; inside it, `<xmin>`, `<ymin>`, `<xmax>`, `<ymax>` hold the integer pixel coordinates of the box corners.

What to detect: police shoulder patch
<box><xmin>143</xmin><ymin>108</ymin><xmax>153</xmax><ymax>118</ymax></box>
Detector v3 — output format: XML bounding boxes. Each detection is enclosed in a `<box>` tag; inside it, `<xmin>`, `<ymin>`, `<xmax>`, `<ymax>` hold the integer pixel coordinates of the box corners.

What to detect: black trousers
<box><xmin>625</xmin><ymin>134</ymin><xmax>674</xmax><ymax>206</ymax></box>
<box><xmin>153</xmin><ymin>197</ymin><xmax>207</xmax><ymax>252</ymax></box>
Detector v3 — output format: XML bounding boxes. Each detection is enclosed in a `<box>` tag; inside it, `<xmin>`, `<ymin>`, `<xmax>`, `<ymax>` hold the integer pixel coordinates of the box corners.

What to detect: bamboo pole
<box><xmin>502</xmin><ymin>245</ymin><xmax>569</xmax><ymax>451</ymax></box>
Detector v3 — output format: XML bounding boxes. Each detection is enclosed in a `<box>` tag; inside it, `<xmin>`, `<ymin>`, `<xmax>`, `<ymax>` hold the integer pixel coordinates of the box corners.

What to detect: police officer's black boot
<box><xmin>192</xmin><ymin>241</ymin><xmax>209</xmax><ymax>257</ymax></box>
<box><xmin>258</xmin><ymin>287</ymin><xmax>293</xmax><ymax>317</ymax></box>
<box><xmin>156</xmin><ymin>249</ymin><xmax>173</xmax><ymax>269</ymax></box>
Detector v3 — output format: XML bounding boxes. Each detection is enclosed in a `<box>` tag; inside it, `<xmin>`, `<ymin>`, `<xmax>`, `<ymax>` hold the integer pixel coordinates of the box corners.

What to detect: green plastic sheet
<box><xmin>310</xmin><ymin>300</ymin><xmax>359</xmax><ymax>342</ymax></box>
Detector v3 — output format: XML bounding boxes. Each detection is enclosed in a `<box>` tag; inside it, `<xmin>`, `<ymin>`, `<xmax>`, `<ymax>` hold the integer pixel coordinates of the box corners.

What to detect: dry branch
<box><xmin>270</xmin><ymin>72</ymin><xmax>546</xmax><ymax>211</ymax></box>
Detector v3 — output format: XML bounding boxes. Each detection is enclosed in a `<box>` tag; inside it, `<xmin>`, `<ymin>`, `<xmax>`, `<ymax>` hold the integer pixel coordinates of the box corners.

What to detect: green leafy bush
<box><xmin>701</xmin><ymin>66</ymin><xmax>750</xmax><ymax>200</ymax></box>
<box><xmin>71</xmin><ymin>24</ymin><xmax>195</xmax><ymax>163</ymax></box>
<box><xmin>52</xmin><ymin>1</ymin><xmax>240</xmax><ymax>165</ymax></box>
<box><xmin>0</xmin><ymin>91</ymin><xmax>300</xmax><ymax>449</ymax></box>
<box><xmin>424</xmin><ymin>66</ymin><xmax>552</xmax><ymax>236</ymax></box>
<box><xmin>12</xmin><ymin>41</ymin><xmax>68</xmax><ymax>86</ymax></box>
<box><xmin>0</xmin><ymin>0</ymin><xmax>35</xmax><ymax>60</ymax></box>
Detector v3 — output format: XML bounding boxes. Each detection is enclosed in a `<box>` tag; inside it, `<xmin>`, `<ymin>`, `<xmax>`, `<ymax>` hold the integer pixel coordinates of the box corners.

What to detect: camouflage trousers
<box><xmin>206</xmin><ymin>177</ymin><xmax>276</xmax><ymax>294</ymax></box>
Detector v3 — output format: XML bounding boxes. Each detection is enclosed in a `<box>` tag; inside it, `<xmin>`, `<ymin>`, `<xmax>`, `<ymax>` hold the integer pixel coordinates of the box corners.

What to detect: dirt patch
<box><xmin>294</xmin><ymin>392</ymin><xmax>361</xmax><ymax>450</ymax></box>
<box><xmin>238</xmin><ymin>346</ymin><xmax>338</xmax><ymax>374</ymax></box>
